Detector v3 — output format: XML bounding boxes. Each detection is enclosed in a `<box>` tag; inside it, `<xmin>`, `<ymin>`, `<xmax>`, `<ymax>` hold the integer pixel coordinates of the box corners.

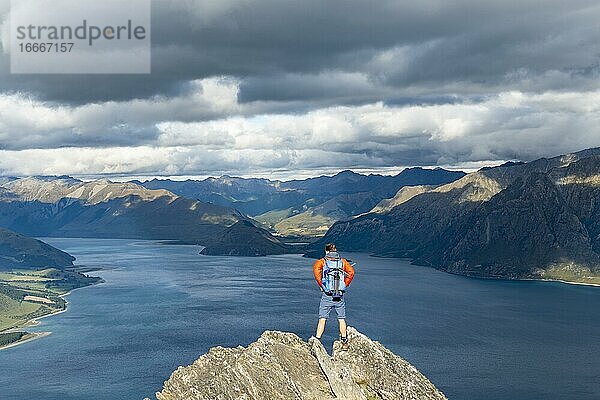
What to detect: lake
<box><xmin>1</xmin><ymin>238</ymin><xmax>598</xmax><ymax>400</ymax></box>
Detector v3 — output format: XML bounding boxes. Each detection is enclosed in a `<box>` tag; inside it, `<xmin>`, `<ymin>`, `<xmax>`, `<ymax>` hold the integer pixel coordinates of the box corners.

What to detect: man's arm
<box><xmin>342</xmin><ymin>259</ymin><xmax>355</xmax><ymax>286</ymax></box>
<box><xmin>313</xmin><ymin>259</ymin><xmax>325</xmax><ymax>288</ymax></box>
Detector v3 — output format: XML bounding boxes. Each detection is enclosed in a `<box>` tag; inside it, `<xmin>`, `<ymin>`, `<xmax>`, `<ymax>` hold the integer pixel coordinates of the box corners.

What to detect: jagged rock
<box><xmin>309</xmin><ymin>337</ymin><xmax>366</xmax><ymax>400</ymax></box>
<box><xmin>331</xmin><ymin>329</ymin><xmax>445</xmax><ymax>400</ymax></box>
<box><xmin>155</xmin><ymin>327</ymin><xmax>446</xmax><ymax>400</ymax></box>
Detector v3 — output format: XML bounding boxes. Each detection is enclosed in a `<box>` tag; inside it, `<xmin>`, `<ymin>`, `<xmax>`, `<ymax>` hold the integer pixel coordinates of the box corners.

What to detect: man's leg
<box><xmin>338</xmin><ymin>318</ymin><xmax>347</xmax><ymax>338</ymax></box>
<box><xmin>316</xmin><ymin>294</ymin><xmax>332</xmax><ymax>339</ymax></box>
<box><xmin>316</xmin><ymin>318</ymin><xmax>327</xmax><ymax>339</ymax></box>
<box><xmin>334</xmin><ymin>297</ymin><xmax>347</xmax><ymax>336</ymax></box>
<box><xmin>334</xmin><ymin>297</ymin><xmax>349</xmax><ymax>349</ymax></box>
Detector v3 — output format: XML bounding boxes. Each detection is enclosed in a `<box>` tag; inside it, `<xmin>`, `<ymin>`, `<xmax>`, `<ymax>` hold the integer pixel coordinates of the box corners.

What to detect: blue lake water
<box><xmin>1</xmin><ymin>238</ymin><xmax>599</xmax><ymax>400</ymax></box>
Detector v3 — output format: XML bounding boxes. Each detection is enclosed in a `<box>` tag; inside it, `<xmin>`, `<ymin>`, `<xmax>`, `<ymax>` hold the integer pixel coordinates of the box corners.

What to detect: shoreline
<box><xmin>460</xmin><ymin>273</ymin><xmax>600</xmax><ymax>288</ymax></box>
<box><xmin>530</xmin><ymin>277</ymin><xmax>600</xmax><ymax>288</ymax></box>
<box><xmin>0</xmin><ymin>277</ymin><xmax>104</xmax><ymax>352</ymax></box>
<box><xmin>365</xmin><ymin>253</ymin><xmax>600</xmax><ymax>288</ymax></box>
<box><xmin>20</xmin><ymin>304</ymin><xmax>70</xmax><ymax>330</ymax></box>
<box><xmin>386</xmin><ymin>256</ymin><xmax>600</xmax><ymax>288</ymax></box>
<box><xmin>450</xmin><ymin>271</ymin><xmax>600</xmax><ymax>288</ymax></box>
<box><xmin>0</xmin><ymin>332</ymin><xmax>51</xmax><ymax>351</ymax></box>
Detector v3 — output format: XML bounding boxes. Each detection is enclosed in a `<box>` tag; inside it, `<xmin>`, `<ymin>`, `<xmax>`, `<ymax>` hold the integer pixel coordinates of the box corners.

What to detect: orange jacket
<box><xmin>313</xmin><ymin>257</ymin><xmax>355</xmax><ymax>288</ymax></box>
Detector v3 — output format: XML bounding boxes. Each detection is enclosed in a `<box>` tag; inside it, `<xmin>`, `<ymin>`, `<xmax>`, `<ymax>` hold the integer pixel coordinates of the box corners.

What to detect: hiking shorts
<box><xmin>318</xmin><ymin>293</ymin><xmax>346</xmax><ymax>319</ymax></box>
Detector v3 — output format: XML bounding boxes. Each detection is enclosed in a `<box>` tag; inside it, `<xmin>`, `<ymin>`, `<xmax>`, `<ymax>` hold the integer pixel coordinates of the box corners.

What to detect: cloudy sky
<box><xmin>1</xmin><ymin>0</ymin><xmax>600</xmax><ymax>179</ymax></box>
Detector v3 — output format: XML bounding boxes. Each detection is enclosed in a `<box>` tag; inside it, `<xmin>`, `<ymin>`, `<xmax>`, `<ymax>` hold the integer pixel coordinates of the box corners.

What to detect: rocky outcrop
<box><xmin>155</xmin><ymin>327</ymin><xmax>446</xmax><ymax>400</ymax></box>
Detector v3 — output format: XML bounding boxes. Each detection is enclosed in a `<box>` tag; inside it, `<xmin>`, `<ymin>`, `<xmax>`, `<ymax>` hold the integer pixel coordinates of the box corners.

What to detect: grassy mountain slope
<box><xmin>0</xmin><ymin>227</ymin><xmax>74</xmax><ymax>270</ymax></box>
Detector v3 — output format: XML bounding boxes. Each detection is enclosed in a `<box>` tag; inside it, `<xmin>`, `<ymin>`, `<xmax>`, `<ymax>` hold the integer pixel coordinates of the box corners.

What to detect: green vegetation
<box><xmin>0</xmin><ymin>268</ymin><xmax>102</xmax><ymax>342</ymax></box>
<box><xmin>0</xmin><ymin>268</ymin><xmax>98</xmax><ymax>295</ymax></box>
<box><xmin>254</xmin><ymin>207</ymin><xmax>297</xmax><ymax>229</ymax></box>
<box><xmin>274</xmin><ymin>211</ymin><xmax>333</xmax><ymax>237</ymax></box>
<box><xmin>0</xmin><ymin>331</ymin><xmax>27</xmax><ymax>347</ymax></box>
<box><xmin>0</xmin><ymin>289</ymin><xmax>45</xmax><ymax>331</ymax></box>
<box><xmin>0</xmin><ymin>269</ymin><xmax>57</xmax><ymax>281</ymax></box>
<box><xmin>540</xmin><ymin>263</ymin><xmax>600</xmax><ymax>285</ymax></box>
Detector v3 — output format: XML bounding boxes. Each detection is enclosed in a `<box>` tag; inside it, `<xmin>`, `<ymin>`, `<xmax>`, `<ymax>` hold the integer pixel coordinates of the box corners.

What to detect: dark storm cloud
<box><xmin>1</xmin><ymin>0</ymin><xmax>599</xmax><ymax>104</ymax></box>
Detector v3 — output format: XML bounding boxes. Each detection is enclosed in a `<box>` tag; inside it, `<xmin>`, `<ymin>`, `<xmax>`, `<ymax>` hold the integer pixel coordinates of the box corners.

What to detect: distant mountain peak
<box><xmin>479</xmin><ymin>161</ymin><xmax>525</xmax><ymax>171</ymax></box>
<box><xmin>231</xmin><ymin>219</ymin><xmax>257</xmax><ymax>229</ymax></box>
<box><xmin>28</xmin><ymin>175</ymin><xmax>81</xmax><ymax>183</ymax></box>
<box><xmin>335</xmin><ymin>169</ymin><xmax>360</xmax><ymax>176</ymax></box>
<box><xmin>402</xmin><ymin>166</ymin><xmax>426</xmax><ymax>171</ymax></box>
<box><xmin>2</xmin><ymin>177</ymin><xmax>176</xmax><ymax>205</ymax></box>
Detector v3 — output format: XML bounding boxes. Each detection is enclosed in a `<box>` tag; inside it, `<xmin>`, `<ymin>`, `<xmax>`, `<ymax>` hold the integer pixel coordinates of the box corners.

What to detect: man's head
<box><xmin>325</xmin><ymin>243</ymin><xmax>340</xmax><ymax>260</ymax></box>
<box><xmin>325</xmin><ymin>243</ymin><xmax>337</xmax><ymax>252</ymax></box>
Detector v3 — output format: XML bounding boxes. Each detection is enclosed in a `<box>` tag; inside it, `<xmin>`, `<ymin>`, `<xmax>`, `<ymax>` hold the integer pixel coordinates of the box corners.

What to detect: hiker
<box><xmin>313</xmin><ymin>243</ymin><xmax>355</xmax><ymax>350</ymax></box>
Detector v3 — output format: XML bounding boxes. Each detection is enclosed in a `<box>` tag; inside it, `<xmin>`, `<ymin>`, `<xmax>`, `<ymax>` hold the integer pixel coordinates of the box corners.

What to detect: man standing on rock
<box><xmin>313</xmin><ymin>243</ymin><xmax>355</xmax><ymax>350</ymax></box>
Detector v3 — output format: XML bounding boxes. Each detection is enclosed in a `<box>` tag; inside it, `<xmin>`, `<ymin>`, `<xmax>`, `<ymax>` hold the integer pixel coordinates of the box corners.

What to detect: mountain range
<box><xmin>0</xmin><ymin>168</ymin><xmax>464</xmax><ymax>258</ymax></box>
<box><xmin>2</xmin><ymin>149</ymin><xmax>600</xmax><ymax>281</ymax></box>
<box><xmin>139</xmin><ymin>167</ymin><xmax>465</xmax><ymax>237</ymax></box>
<box><xmin>308</xmin><ymin>148</ymin><xmax>600</xmax><ymax>284</ymax></box>
<box><xmin>0</xmin><ymin>177</ymin><xmax>247</xmax><ymax>243</ymax></box>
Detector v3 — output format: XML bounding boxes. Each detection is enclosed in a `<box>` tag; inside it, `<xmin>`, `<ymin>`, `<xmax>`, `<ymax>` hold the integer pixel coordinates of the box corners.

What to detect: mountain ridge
<box><xmin>0</xmin><ymin>227</ymin><xmax>75</xmax><ymax>270</ymax></box>
<box><xmin>139</xmin><ymin>167</ymin><xmax>465</xmax><ymax>237</ymax></box>
<box><xmin>2</xmin><ymin>176</ymin><xmax>176</xmax><ymax>204</ymax></box>
<box><xmin>199</xmin><ymin>220</ymin><xmax>296</xmax><ymax>256</ymax></box>
<box><xmin>0</xmin><ymin>178</ymin><xmax>290</xmax><ymax>254</ymax></box>
<box><xmin>308</xmin><ymin>148</ymin><xmax>600</xmax><ymax>284</ymax></box>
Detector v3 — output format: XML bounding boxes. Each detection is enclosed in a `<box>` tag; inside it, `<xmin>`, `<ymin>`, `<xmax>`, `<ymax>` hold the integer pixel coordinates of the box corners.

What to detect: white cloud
<box><xmin>0</xmin><ymin>86</ymin><xmax>599</xmax><ymax>178</ymax></box>
<box><xmin>0</xmin><ymin>77</ymin><xmax>244</xmax><ymax>149</ymax></box>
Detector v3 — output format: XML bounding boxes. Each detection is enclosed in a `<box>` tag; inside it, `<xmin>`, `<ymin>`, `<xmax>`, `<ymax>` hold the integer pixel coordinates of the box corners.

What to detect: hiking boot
<box><xmin>340</xmin><ymin>335</ymin><xmax>349</xmax><ymax>351</ymax></box>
